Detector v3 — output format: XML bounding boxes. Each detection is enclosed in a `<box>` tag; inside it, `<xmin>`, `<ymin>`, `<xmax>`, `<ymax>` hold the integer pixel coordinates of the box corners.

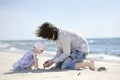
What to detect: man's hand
<box><xmin>43</xmin><ymin>60</ymin><xmax>54</xmax><ymax>68</ymax></box>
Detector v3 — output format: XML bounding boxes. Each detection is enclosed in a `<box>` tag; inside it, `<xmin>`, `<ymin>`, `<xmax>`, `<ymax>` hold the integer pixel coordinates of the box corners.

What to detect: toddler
<box><xmin>12</xmin><ymin>41</ymin><xmax>45</xmax><ymax>70</ymax></box>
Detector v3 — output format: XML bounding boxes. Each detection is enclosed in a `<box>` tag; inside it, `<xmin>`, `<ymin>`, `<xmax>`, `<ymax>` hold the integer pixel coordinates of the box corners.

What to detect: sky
<box><xmin>0</xmin><ymin>0</ymin><xmax>120</xmax><ymax>40</ymax></box>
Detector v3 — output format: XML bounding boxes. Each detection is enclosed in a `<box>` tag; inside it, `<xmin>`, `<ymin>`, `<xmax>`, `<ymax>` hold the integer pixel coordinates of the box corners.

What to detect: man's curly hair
<box><xmin>36</xmin><ymin>22</ymin><xmax>58</xmax><ymax>40</ymax></box>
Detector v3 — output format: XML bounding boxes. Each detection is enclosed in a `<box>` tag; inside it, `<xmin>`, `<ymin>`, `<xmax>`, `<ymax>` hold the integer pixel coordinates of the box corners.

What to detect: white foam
<box><xmin>87</xmin><ymin>54</ymin><xmax>120</xmax><ymax>63</ymax></box>
<box><xmin>8</xmin><ymin>47</ymin><xmax>19</xmax><ymax>51</ymax></box>
<box><xmin>43</xmin><ymin>51</ymin><xmax>120</xmax><ymax>63</ymax></box>
<box><xmin>0</xmin><ymin>43</ymin><xmax>10</xmax><ymax>48</ymax></box>
<box><xmin>88</xmin><ymin>40</ymin><xmax>95</xmax><ymax>43</ymax></box>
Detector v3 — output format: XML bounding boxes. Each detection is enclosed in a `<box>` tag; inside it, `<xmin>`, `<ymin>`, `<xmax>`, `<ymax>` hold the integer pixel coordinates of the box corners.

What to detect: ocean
<box><xmin>0</xmin><ymin>38</ymin><xmax>120</xmax><ymax>62</ymax></box>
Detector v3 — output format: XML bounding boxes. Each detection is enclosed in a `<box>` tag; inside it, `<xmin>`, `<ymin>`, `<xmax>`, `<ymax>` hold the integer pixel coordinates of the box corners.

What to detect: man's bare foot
<box><xmin>88</xmin><ymin>60</ymin><xmax>95</xmax><ymax>71</ymax></box>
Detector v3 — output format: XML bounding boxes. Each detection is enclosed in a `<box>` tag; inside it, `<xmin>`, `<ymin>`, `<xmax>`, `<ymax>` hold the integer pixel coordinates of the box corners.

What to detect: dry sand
<box><xmin>0</xmin><ymin>51</ymin><xmax>120</xmax><ymax>80</ymax></box>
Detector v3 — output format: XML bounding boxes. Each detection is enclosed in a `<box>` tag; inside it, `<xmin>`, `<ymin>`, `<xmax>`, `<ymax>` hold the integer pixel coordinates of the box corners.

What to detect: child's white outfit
<box><xmin>12</xmin><ymin>49</ymin><xmax>35</xmax><ymax>69</ymax></box>
<box><xmin>12</xmin><ymin>41</ymin><xmax>45</xmax><ymax>70</ymax></box>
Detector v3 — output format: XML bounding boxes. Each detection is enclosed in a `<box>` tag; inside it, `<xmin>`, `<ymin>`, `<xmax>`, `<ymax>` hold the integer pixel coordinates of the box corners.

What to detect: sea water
<box><xmin>0</xmin><ymin>38</ymin><xmax>120</xmax><ymax>62</ymax></box>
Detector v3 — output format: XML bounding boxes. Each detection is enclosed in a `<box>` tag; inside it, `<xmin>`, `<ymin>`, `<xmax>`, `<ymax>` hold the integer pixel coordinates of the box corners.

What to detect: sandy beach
<box><xmin>0</xmin><ymin>51</ymin><xmax>120</xmax><ymax>80</ymax></box>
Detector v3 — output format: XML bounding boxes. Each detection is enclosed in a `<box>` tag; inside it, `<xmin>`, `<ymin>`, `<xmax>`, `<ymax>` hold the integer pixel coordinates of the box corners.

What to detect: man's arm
<box><xmin>53</xmin><ymin>37</ymin><xmax>71</xmax><ymax>63</ymax></box>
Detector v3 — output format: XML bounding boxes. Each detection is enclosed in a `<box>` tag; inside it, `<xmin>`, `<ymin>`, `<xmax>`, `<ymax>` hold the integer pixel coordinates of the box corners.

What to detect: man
<box><xmin>36</xmin><ymin>22</ymin><xmax>95</xmax><ymax>70</ymax></box>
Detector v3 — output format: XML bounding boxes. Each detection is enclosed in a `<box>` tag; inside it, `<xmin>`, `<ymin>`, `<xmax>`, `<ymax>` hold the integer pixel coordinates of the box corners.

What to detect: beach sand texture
<box><xmin>0</xmin><ymin>51</ymin><xmax>120</xmax><ymax>80</ymax></box>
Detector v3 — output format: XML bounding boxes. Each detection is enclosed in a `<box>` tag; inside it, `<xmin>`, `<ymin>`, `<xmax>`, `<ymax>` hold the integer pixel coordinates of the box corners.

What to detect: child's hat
<box><xmin>33</xmin><ymin>41</ymin><xmax>45</xmax><ymax>50</ymax></box>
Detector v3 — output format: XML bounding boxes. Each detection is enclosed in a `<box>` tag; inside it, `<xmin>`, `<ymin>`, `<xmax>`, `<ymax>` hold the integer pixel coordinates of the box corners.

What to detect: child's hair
<box><xmin>33</xmin><ymin>41</ymin><xmax>45</xmax><ymax>51</ymax></box>
<box><xmin>36</xmin><ymin>22</ymin><xmax>58</xmax><ymax>40</ymax></box>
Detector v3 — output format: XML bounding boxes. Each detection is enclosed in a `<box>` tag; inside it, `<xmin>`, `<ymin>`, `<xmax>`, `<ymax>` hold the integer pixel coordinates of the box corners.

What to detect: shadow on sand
<box><xmin>3</xmin><ymin>67</ymin><xmax>70</xmax><ymax>75</ymax></box>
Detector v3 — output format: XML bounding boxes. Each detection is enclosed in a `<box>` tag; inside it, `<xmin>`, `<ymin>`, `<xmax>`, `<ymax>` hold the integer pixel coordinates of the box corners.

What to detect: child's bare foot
<box><xmin>88</xmin><ymin>60</ymin><xmax>95</xmax><ymax>71</ymax></box>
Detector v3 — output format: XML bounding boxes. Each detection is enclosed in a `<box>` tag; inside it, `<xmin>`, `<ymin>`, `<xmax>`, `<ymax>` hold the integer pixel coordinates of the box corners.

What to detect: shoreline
<box><xmin>1</xmin><ymin>49</ymin><xmax>120</xmax><ymax>63</ymax></box>
<box><xmin>0</xmin><ymin>50</ymin><xmax>120</xmax><ymax>80</ymax></box>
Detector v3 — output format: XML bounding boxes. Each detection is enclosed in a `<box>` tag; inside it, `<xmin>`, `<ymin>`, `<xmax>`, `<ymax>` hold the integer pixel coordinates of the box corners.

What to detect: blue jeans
<box><xmin>56</xmin><ymin>50</ymin><xmax>87</xmax><ymax>70</ymax></box>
